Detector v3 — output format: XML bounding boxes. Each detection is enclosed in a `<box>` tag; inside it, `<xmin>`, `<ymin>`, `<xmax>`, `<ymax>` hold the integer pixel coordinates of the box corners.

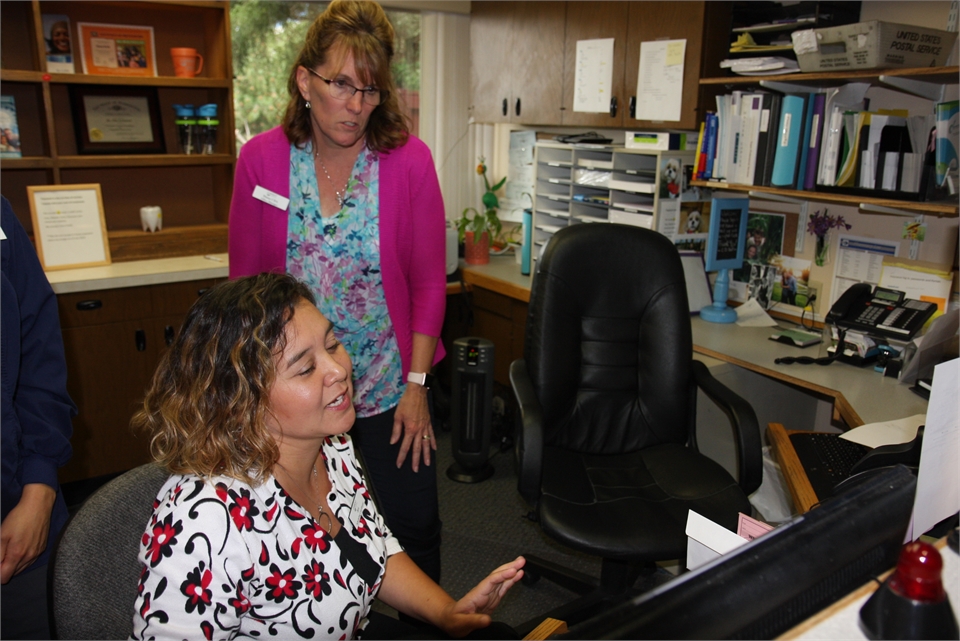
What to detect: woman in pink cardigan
<box><xmin>228</xmin><ymin>0</ymin><xmax>446</xmax><ymax>584</ymax></box>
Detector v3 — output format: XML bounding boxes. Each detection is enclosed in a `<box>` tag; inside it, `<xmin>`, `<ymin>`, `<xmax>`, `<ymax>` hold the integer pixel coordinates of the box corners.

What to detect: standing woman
<box><xmin>228</xmin><ymin>0</ymin><xmax>446</xmax><ymax>582</ymax></box>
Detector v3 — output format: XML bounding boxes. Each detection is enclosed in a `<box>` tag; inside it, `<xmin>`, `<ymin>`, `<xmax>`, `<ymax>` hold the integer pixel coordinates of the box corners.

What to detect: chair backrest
<box><xmin>51</xmin><ymin>463</ymin><xmax>169</xmax><ymax>640</ymax></box>
<box><xmin>524</xmin><ymin>224</ymin><xmax>693</xmax><ymax>455</ymax></box>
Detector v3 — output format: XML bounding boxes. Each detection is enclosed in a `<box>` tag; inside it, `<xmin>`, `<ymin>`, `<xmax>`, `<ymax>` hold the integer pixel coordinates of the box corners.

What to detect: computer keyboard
<box><xmin>789</xmin><ymin>432</ymin><xmax>871</xmax><ymax>501</ymax></box>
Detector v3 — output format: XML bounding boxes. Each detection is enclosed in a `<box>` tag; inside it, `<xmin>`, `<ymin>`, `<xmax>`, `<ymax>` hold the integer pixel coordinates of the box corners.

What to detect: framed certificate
<box><xmin>76</xmin><ymin>22</ymin><xmax>156</xmax><ymax>77</ymax></box>
<box><xmin>27</xmin><ymin>184</ymin><xmax>112</xmax><ymax>271</ymax></box>
<box><xmin>69</xmin><ymin>85</ymin><xmax>165</xmax><ymax>154</ymax></box>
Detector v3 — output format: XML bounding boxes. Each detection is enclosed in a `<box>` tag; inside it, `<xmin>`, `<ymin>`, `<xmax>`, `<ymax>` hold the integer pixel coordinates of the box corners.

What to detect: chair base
<box><xmin>445</xmin><ymin>461</ymin><xmax>494</xmax><ymax>484</ymax></box>
<box><xmin>513</xmin><ymin>554</ymin><xmax>657</xmax><ymax>637</ymax></box>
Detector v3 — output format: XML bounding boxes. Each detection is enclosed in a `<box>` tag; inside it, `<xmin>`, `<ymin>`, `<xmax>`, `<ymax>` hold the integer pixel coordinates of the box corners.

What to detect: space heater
<box><xmin>447</xmin><ymin>337</ymin><xmax>495</xmax><ymax>483</ymax></box>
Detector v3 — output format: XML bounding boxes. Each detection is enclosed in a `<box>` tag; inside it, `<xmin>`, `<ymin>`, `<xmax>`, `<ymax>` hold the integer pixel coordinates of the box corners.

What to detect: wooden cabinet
<box><xmin>469</xmin><ymin>1</ymin><xmax>566</xmax><ymax>125</ymax></box>
<box><xmin>469</xmin><ymin>287</ymin><xmax>527</xmax><ymax>386</ymax></box>
<box><xmin>0</xmin><ymin>1</ymin><xmax>235</xmax><ymax>262</ymax></box>
<box><xmin>57</xmin><ymin>278</ymin><xmax>221</xmax><ymax>482</ymax></box>
<box><xmin>470</xmin><ymin>1</ymin><xmax>730</xmax><ymax>129</ymax></box>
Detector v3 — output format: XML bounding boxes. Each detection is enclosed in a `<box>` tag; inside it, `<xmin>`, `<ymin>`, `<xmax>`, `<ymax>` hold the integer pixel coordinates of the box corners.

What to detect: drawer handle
<box><xmin>629</xmin><ymin>96</ymin><xmax>636</xmax><ymax>119</ymax></box>
<box><xmin>135</xmin><ymin>329</ymin><xmax>146</xmax><ymax>352</ymax></box>
<box><xmin>609</xmin><ymin>96</ymin><xmax>618</xmax><ymax>118</ymax></box>
<box><xmin>515</xmin><ymin>97</ymin><xmax>521</xmax><ymax>117</ymax></box>
<box><xmin>165</xmin><ymin>325</ymin><xmax>175</xmax><ymax>346</ymax></box>
<box><xmin>76</xmin><ymin>299</ymin><xmax>103</xmax><ymax>311</ymax></box>
<box><xmin>502</xmin><ymin>98</ymin><xmax>508</xmax><ymax>117</ymax></box>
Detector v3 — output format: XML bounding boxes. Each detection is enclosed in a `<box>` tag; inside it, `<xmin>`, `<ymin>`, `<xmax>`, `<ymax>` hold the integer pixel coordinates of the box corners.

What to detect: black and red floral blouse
<box><xmin>131</xmin><ymin>435</ymin><xmax>401</xmax><ymax>640</ymax></box>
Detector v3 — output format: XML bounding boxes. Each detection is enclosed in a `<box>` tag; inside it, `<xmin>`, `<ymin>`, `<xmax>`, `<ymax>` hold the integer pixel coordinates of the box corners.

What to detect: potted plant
<box><xmin>458</xmin><ymin>157</ymin><xmax>505</xmax><ymax>265</ymax></box>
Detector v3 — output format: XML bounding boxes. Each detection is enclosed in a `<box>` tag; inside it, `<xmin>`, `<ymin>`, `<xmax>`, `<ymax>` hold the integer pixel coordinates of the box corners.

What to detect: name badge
<box><xmin>252</xmin><ymin>185</ymin><xmax>289</xmax><ymax>211</ymax></box>
<box><xmin>349</xmin><ymin>491</ymin><xmax>365</xmax><ymax>526</ymax></box>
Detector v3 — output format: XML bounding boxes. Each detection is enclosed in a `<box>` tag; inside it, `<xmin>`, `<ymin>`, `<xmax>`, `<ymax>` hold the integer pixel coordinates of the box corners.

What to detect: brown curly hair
<box><xmin>282</xmin><ymin>0</ymin><xmax>409</xmax><ymax>153</ymax></box>
<box><xmin>132</xmin><ymin>273</ymin><xmax>315</xmax><ymax>485</ymax></box>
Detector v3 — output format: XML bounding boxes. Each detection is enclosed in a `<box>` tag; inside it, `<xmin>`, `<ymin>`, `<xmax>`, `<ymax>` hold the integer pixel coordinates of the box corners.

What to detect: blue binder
<box><xmin>770</xmin><ymin>94</ymin><xmax>808</xmax><ymax>188</ymax></box>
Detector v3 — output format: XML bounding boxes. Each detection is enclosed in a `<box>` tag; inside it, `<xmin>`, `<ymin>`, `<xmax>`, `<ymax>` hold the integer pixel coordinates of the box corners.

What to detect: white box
<box><xmin>610</xmin><ymin>209</ymin><xmax>654</xmax><ymax>229</ymax></box>
<box><xmin>625</xmin><ymin>131</ymin><xmax>697</xmax><ymax>151</ymax></box>
<box><xmin>792</xmin><ymin>21</ymin><xmax>957</xmax><ymax>72</ymax></box>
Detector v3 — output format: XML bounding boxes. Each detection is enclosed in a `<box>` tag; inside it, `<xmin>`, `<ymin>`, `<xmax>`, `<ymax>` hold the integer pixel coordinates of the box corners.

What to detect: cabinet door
<box><xmin>511</xmin><ymin>2</ymin><xmax>565</xmax><ymax>125</ymax></box>
<box><xmin>560</xmin><ymin>2</ymin><xmax>629</xmax><ymax>128</ymax></box>
<box><xmin>60</xmin><ymin>320</ymin><xmax>155</xmax><ymax>483</ymax></box>
<box><xmin>470</xmin><ymin>1</ymin><xmax>516</xmax><ymax>123</ymax></box>
<box><xmin>623</xmin><ymin>2</ymin><xmax>707</xmax><ymax>131</ymax></box>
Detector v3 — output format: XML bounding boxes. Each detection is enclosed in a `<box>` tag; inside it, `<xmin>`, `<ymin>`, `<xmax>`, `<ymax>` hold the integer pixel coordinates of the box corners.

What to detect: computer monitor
<box><xmin>700</xmin><ymin>197</ymin><xmax>748</xmax><ymax>324</ymax></box>
<box><xmin>561</xmin><ymin>466</ymin><xmax>917</xmax><ymax>640</ymax></box>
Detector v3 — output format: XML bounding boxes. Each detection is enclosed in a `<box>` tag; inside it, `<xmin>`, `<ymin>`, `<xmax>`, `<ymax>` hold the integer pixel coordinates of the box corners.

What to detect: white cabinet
<box><xmin>533</xmin><ymin>142</ymin><xmax>696</xmax><ymax>260</ymax></box>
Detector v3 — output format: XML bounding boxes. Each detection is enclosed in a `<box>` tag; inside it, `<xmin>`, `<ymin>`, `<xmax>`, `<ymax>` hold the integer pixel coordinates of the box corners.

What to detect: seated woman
<box><xmin>130</xmin><ymin>273</ymin><xmax>524</xmax><ymax>640</ymax></box>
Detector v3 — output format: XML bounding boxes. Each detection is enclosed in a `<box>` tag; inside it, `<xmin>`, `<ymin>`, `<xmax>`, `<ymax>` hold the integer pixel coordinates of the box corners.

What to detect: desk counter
<box><xmin>46</xmin><ymin>253</ymin><xmax>229</xmax><ymax>294</ymax></box>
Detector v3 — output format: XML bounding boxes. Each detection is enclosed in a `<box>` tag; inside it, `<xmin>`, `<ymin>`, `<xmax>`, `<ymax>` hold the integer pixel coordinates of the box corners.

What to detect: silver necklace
<box><xmin>315</xmin><ymin>152</ymin><xmax>350</xmax><ymax>208</ymax></box>
<box><xmin>277</xmin><ymin>462</ymin><xmax>335</xmax><ymax>532</ymax></box>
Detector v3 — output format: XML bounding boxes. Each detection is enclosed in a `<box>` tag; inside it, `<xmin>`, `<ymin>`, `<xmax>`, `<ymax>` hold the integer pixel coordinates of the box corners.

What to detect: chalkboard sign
<box><xmin>704</xmin><ymin>197</ymin><xmax>749</xmax><ymax>272</ymax></box>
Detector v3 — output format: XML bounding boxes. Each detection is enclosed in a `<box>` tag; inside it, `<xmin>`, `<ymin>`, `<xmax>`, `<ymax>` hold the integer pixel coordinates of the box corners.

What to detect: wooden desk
<box><xmin>767</xmin><ymin>422</ymin><xmax>820</xmax><ymax>514</ymax></box>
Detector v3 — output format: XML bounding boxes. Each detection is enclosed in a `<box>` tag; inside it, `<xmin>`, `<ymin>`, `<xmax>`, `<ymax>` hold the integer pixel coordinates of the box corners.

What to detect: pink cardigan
<box><xmin>228</xmin><ymin>127</ymin><xmax>447</xmax><ymax>370</ymax></box>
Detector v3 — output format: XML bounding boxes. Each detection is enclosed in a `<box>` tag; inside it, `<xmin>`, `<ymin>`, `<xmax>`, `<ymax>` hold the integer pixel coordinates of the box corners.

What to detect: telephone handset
<box><xmin>827</xmin><ymin>283</ymin><xmax>936</xmax><ymax>341</ymax></box>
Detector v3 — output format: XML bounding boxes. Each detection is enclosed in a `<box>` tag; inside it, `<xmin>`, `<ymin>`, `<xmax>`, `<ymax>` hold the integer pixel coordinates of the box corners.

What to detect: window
<box><xmin>230</xmin><ymin>1</ymin><xmax>420</xmax><ymax>148</ymax></box>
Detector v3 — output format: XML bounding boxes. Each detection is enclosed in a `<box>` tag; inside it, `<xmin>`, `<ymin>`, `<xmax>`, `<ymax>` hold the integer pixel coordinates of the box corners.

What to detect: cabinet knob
<box><xmin>164</xmin><ymin>325</ymin><xmax>176</xmax><ymax>346</ymax></box>
<box><xmin>609</xmin><ymin>96</ymin><xmax>618</xmax><ymax>118</ymax></box>
<box><xmin>515</xmin><ymin>98</ymin><xmax>521</xmax><ymax>117</ymax></box>
<box><xmin>135</xmin><ymin>329</ymin><xmax>146</xmax><ymax>352</ymax></box>
<box><xmin>76</xmin><ymin>300</ymin><xmax>103</xmax><ymax>311</ymax></box>
<box><xmin>629</xmin><ymin>96</ymin><xmax>636</xmax><ymax>119</ymax></box>
<box><xmin>502</xmin><ymin>98</ymin><xmax>508</xmax><ymax>117</ymax></box>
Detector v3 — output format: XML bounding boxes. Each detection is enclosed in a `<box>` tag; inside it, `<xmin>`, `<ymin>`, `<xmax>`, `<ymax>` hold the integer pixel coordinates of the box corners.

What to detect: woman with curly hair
<box><xmin>228</xmin><ymin>0</ymin><xmax>446</xmax><ymax>585</ymax></box>
<box><xmin>130</xmin><ymin>274</ymin><xmax>522</xmax><ymax>640</ymax></box>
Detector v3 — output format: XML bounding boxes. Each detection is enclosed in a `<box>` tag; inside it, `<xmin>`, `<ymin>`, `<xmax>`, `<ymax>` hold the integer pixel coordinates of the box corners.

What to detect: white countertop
<box><xmin>46</xmin><ymin>253</ymin><xmax>229</xmax><ymax>294</ymax></box>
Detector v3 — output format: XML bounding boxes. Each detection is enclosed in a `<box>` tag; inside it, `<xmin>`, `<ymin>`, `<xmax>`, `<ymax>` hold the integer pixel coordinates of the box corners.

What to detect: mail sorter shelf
<box><xmin>533</xmin><ymin>142</ymin><xmax>697</xmax><ymax>262</ymax></box>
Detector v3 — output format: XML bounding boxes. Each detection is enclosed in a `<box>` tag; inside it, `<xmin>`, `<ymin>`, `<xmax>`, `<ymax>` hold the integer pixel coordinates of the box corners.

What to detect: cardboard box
<box><xmin>792</xmin><ymin>21</ymin><xmax>957</xmax><ymax>72</ymax></box>
<box><xmin>625</xmin><ymin>131</ymin><xmax>697</xmax><ymax>151</ymax></box>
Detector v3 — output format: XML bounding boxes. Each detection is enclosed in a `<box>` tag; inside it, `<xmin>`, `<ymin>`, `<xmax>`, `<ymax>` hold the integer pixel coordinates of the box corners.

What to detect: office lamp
<box><xmin>700</xmin><ymin>197</ymin><xmax>749</xmax><ymax>324</ymax></box>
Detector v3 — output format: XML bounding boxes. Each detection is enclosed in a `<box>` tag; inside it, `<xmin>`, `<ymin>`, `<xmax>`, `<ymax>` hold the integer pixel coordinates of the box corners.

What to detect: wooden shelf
<box><xmin>700</xmin><ymin>66</ymin><xmax>960</xmax><ymax>86</ymax></box>
<box><xmin>0</xmin><ymin>157</ymin><xmax>54</xmax><ymax>169</ymax></box>
<box><xmin>108</xmin><ymin>223</ymin><xmax>228</xmax><ymax>262</ymax></box>
<box><xmin>691</xmin><ymin>180</ymin><xmax>959</xmax><ymax>217</ymax></box>
<box><xmin>58</xmin><ymin>154</ymin><xmax>235</xmax><ymax>169</ymax></box>
<box><xmin>0</xmin><ymin>69</ymin><xmax>231</xmax><ymax>88</ymax></box>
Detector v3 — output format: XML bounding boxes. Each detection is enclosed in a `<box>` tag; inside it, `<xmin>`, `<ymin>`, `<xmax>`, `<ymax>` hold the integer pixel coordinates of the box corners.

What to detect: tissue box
<box><xmin>792</xmin><ymin>21</ymin><xmax>957</xmax><ymax>72</ymax></box>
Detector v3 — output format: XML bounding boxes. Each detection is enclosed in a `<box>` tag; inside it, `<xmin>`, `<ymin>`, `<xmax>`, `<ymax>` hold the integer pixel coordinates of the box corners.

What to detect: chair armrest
<box><xmin>691</xmin><ymin>360</ymin><xmax>763</xmax><ymax>495</ymax></box>
<box><xmin>510</xmin><ymin>358</ymin><xmax>544</xmax><ymax>506</ymax></box>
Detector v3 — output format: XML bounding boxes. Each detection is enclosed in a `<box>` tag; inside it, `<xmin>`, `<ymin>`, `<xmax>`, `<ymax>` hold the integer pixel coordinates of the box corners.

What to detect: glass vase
<box><xmin>815</xmin><ymin>234</ymin><xmax>829</xmax><ymax>267</ymax></box>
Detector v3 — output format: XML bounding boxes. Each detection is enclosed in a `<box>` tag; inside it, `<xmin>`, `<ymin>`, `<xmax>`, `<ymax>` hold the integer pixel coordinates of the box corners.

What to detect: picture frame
<box><xmin>69</xmin><ymin>85</ymin><xmax>165</xmax><ymax>155</ymax></box>
<box><xmin>76</xmin><ymin>22</ymin><xmax>156</xmax><ymax>77</ymax></box>
<box><xmin>42</xmin><ymin>14</ymin><xmax>75</xmax><ymax>74</ymax></box>
<box><xmin>0</xmin><ymin>95</ymin><xmax>22</xmax><ymax>158</ymax></box>
<box><xmin>704</xmin><ymin>197</ymin><xmax>749</xmax><ymax>272</ymax></box>
<box><xmin>27</xmin><ymin>184</ymin><xmax>112</xmax><ymax>271</ymax></box>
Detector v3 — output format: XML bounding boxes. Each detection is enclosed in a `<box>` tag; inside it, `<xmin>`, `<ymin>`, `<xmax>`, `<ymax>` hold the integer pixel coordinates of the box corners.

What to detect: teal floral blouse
<box><xmin>286</xmin><ymin>143</ymin><xmax>403</xmax><ymax>418</ymax></box>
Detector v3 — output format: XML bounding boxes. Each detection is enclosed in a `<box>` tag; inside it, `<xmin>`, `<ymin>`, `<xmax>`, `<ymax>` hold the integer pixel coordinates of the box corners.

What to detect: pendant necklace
<box><xmin>315</xmin><ymin>151</ymin><xmax>351</xmax><ymax>209</ymax></box>
<box><xmin>277</xmin><ymin>462</ymin><xmax>335</xmax><ymax>532</ymax></box>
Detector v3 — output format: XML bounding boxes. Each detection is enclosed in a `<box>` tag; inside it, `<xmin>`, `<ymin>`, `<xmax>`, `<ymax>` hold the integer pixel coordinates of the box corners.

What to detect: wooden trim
<box><xmin>0</xmin><ymin>69</ymin><xmax>231</xmax><ymax>88</ymax></box>
<box><xmin>462</xmin><ymin>269</ymin><xmax>532</xmax><ymax>303</ymax></box>
<box><xmin>57</xmin><ymin>153</ymin><xmax>234</xmax><ymax>168</ymax></box>
<box><xmin>108</xmin><ymin>223</ymin><xmax>227</xmax><ymax>262</ymax></box>
<box><xmin>690</xmin><ymin>181</ymin><xmax>959</xmax><ymax>217</ymax></box>
<box><xmin>767</xmin><ymin>423</ymin><xmax>819</xmax><ymax>515</ymax></box>
<box><xmin>523</xmin><ymin>618</ymin><xmax>568</xmax><ymax>641</ymax></box>
<box><xmin>700</xmin><ymin>66</ymin><xmax>960</xmax><ymax>86</ymax></box>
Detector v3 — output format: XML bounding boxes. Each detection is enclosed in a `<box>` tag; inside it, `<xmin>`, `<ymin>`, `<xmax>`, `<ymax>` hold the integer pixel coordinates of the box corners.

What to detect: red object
<box><xmin>42</xmin><ymin>73</ymin><xmax>52</xmax><ymax>81</ymax></box>
<box><xmin>888</xmin><ymin>541</ymin><xmax>946</xmax><ymax>603</ymax></box>
<box><xmin>463</xmin><ymin>231</ymin><xmax>490</xmax><ymax>265</ymax></box>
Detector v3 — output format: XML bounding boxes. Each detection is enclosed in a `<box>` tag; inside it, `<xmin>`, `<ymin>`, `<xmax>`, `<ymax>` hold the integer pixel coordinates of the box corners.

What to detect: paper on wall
<box><xmin>830</xmin><ymin>234</ymin><xmax>899</xmax><ymax>308</ymax></box>
<box><xmin>573</xmin><ymin>38</ymin><xmax>614</xmax><ymax>113</ymax></box>
<box><xmin>636</xmin><ymin>39</ymin><xmax>686</xmax><ymax>122</ymax></box>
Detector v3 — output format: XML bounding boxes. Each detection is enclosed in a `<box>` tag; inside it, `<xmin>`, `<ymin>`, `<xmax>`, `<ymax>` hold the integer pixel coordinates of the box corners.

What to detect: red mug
<box><xmin>171</xmin><ymin>47</ymin><xmax>203</xmax><ymax>77</ymax></box>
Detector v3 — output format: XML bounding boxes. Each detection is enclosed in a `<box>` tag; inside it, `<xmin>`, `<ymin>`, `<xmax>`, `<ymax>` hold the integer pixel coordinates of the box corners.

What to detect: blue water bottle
<box><xmin>197</xmin><ymin>103</ymin><xmax>219</xmax><ymax>154</ymax></box>
<box><xmin>172</xmin><ymin>104</ymin><xmax>196</xmax><ymax>154</ymax></box>
<box><xmin>520</xmin><ymin>208</ymin><xmax>532</xmax><ymax>276</ymax></box>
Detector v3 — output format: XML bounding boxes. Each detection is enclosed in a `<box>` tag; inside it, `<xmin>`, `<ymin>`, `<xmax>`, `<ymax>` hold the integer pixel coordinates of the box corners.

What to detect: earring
<box><xmin>305</xmin><ymin>101</ymin><xmax>311</xmax><ymax>109</ymax></box>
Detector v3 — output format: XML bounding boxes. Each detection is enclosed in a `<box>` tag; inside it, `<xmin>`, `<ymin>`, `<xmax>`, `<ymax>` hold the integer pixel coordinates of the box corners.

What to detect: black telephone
<box><xmin>826</xmin><ymin>283</ymin><xmax>937</xmax><ymax>341</ymax></box>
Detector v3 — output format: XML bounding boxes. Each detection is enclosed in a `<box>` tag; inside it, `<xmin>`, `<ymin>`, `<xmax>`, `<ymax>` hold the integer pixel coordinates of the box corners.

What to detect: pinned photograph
<box><xmin>0</xmin><ymin>96</ymin><xmax>22</xmax><ymax>158</ymax></box>
<box><xmin>42</xmin><ymin>14</ymin><xmax>75</xmax><ymax>73</ymax></box>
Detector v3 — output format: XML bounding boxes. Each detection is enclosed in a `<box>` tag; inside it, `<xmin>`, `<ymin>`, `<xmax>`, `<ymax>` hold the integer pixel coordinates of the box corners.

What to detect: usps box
<box><xmin>792</xmin><ymin>21</ymin><xmax>957</xmax><ymax>72</ymax></box>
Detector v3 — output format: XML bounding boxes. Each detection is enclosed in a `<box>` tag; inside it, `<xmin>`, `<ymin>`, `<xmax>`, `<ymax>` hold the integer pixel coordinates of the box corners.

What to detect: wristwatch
<box><xmin>406</xmin><ymin>371</ymin><xmax>434</xmax><ymax>389</ymax></box>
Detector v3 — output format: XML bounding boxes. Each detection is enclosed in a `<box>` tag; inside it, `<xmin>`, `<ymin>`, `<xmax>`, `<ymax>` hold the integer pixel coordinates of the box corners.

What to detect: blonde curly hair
<box><xmin>133</xmin><ymin>273</ymin><xmax>315</xmax><ymax>485</ymax></box>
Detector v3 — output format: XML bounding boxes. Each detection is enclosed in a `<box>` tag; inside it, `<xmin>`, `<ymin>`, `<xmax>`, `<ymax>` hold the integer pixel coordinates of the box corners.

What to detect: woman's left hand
<box><xmin>438</xmin><ymin>556</ymin><xmax>526</xmax><ymax>638</ymax></box>
<box><xmin>391</xmin><ymin>383</ymin><xmax>436</xmax><ymax>471</ymax></box>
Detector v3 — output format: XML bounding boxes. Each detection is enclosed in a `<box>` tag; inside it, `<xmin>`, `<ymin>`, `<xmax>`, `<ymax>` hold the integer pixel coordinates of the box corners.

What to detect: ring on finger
<box><xmin>422</xmin><ymin>434</ymin><xmax>431</xmax><ymax>440</ymax></box>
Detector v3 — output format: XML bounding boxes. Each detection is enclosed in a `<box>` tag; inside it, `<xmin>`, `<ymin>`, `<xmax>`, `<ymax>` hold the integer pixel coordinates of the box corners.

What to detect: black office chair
<box><xmin>510</xmin><ymin>223</ymin><xmax>763</xmax><ymax>631</ymax></box>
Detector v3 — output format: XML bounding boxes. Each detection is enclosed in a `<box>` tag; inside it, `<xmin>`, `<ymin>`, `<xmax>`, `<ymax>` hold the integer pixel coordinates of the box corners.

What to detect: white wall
<box><xmin>859</xmin><ymin>1</ymin><xmax>954</xmax><ymax>29</ymax></box>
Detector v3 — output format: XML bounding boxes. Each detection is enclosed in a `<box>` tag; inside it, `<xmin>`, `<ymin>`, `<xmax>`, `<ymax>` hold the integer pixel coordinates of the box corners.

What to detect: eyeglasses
<box><xmin>305</xmin><ymin>67</ymin><xmax>384</xmax><ymax>106</ymax></box>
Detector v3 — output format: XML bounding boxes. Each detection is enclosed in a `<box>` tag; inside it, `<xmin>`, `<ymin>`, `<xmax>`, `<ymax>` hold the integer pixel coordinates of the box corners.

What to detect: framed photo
<box><xmin>76</xmin><ymin>22</ymin><xmax>156</xmax><ymax>77</ymax></box>
<box><xmin>69</xmin><ymin>85</ymin><xmax>165</xmax><ymax>154</ymax></box>
<box><xmin>27</xmin><ymin>184</ymin><xmax>112</xmax><ymax>271</ymax></box>
<box><xmin>704</xmin><ymin>197</ymin><xmax>749</xmax><ymax>272</ymax></box>
<box><xmin>0</xmin><ymin>96</ymin><xmax>22</xmax><ymax>158</ymax></box>
<box><xmin>42</xmin><ymin>14</ymin><xmax>75</xmax><ymax>74</ymax></box>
